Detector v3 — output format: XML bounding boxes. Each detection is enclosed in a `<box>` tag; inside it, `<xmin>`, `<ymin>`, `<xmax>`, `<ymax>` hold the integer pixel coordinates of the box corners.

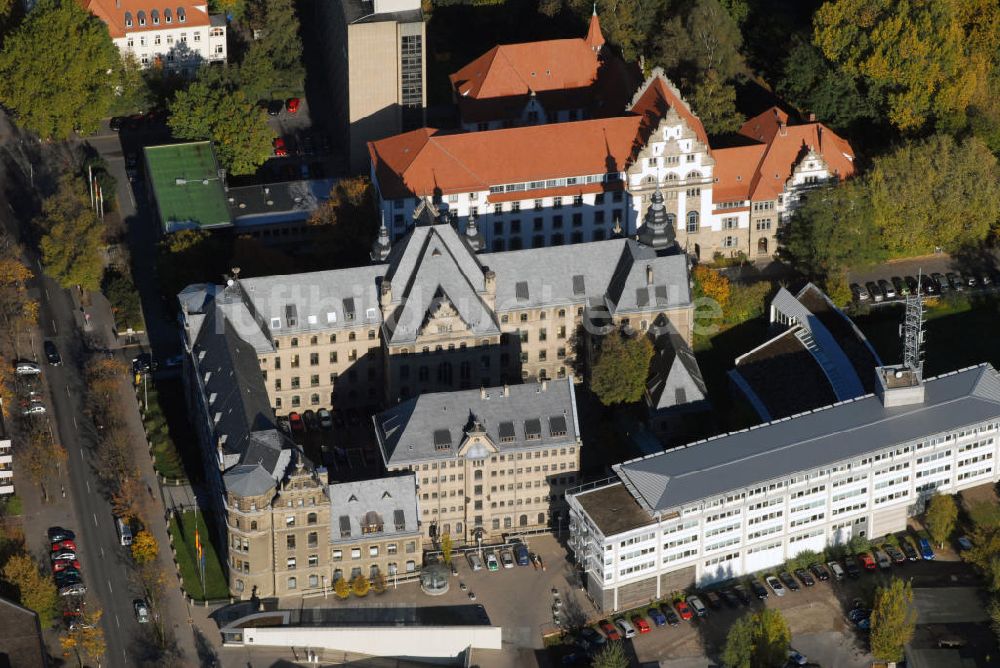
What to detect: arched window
<box><xmin>519</xmin><ymin>515</ymin><xmax>528</xmax><ymax>527</ymax></box>
<box><xmin>686</xmin><ymin>211</ymin><xmax>699</xmax><ymax>233</ymax></box>
<box><xmin>164</xmin><ymin>8</ymin><xmax>172</xmax><ymax>22</ymax></box>
<box><xmin>474</xmin><ymin>470</ymin><xmax>483</xmax><ymax>481</ymax></box>
<box><xmin>666</xmin><ymin>173</ymin><xmax>677</xmax><ymax>181</ymax></box>
<box><xmin>124</xmin><ymin>11</ymin><xmax>133</xmax><ymax>26</ymax></box>
<box><xmin>151</xmin><ymin>9</ymin><xmax>159</xmax><ymax>24</ymax></box>
<box><xmin>287</xmin><ymin>577</ymin><xmax>297</xmax><ymax>589</ymax></box>
<box><xmin>538</xmin><ymin>512</ymin><xmax>546</xmax><ymax>525</ymax></box>
<box><xmin>644</xmin><ymin>175</ymin><xmax>655</xmax><ymax>184</ymax></box>
<box><xmin>686</xmin><ymin>170</ymin><xmax>702</xmax><ymax>179</ymax></box>
<box><xmin>137</xmin><ymin>10</ymin><xmax>146</xmax><ymax>25</ymax></box>
<box><xmin>307</xmin><ymin>512</ymin><xmax>317</xmax><ymax>525</ymax></box>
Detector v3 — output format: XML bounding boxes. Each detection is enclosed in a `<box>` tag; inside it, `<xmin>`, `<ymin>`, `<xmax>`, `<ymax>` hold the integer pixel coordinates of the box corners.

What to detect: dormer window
<box><xmin>137</xmin><ymin>10</ymin><xmax>145</xmax><ymax>25</ymax></box>
<box><xmin>178</xmin><ymin>7</ymin><xmax>186</xmax><ymax>22</ymax></box>
<box><xmin>124</xmin><ymin>11</ymin><xmax>132</xmax><ymax>27</ymax></box>
<box><xmin>151</xmin><ymin>10</ymin><xmax>159</xmax><ymax>24</ymax></box>
<box><xmin>164</xmin><ymin>8</ymin><xmax>172</xmax><ymax>22</ymax></box>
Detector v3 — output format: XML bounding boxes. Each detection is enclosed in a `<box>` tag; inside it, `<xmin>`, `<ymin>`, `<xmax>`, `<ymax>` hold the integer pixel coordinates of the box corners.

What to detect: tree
<box><xmin>723</xmin><ymin>281</ymin><xmax>771</xmax><ymax>326</ymax></box>
<box><xmin>0</xmin><ymin>0</ymin><xmax>120</xmax><ymax>139</ymax></box>
<box><xmin>156</xmin><ymin>228</ymin><xmax>224</xmax><ymax>299</ymax></box>
<box><xmin>692</xmin><ymin>264</ymin><xmax>731</xmax><ymax>308</ymax></box>
<box><xmin>690</xmin><ymin>69</ymin><xmax>743</xmax><ymax>135</ymax></box>
<box><xmin>925</xmin><ymin>494</ymin><xmax>958</xmax><ymax>548</ymax></box>
<box><xmin>61</xmin><ymin>607</ymin><xmax>106</xmax><ymax>667</ymax></box>
<box><xmin>870</xmin><ymin>578</ymin><xmax>917</xmax><ymax>661</ymax></box>
<box><xmin>590</xmin><ymin>332</ymin><xmax>654</xmax><ymax>406</ymax></box>
<box><xmin>168</xmin><ymin>78</ymin><xmax>273</xmax><ymax>175</ymax></box>
<box><xmin>110</xmin><ymin>53</ymin><xmax>153</xmax><ymax>116</ymax></box>
<box><xmin>0</xmin><ymin>248</ymin><xmax>39</xmax><ymax>351</ymax></box>
<box><xmin>813</xmin><ymin>0</ymin><xmax>996</xmax><ymax>132</ymax></box>
<box><xmin>440</xmin><ymin>533</ymin><xmax>453</xmax><ymax>565</ymax></box>
<box><xmin>242</xmin><ymin>0</ymin><xmax>304</xmax><ymax>96</ymax></box>
<box><xmin>654</xmin><ymin>0</ymin><xmax>745</xmax><ymax>84</ymax></box>
<box><xmin>307</xmin><ymin>176</ymin><xmax>378</xmax><ymax>266</ymax></box>
<box><xmin>721</xmin><ymin>612</ymin><xmax>754</xmax><ymax>668</ymax></box>
<box><xmin>722</xmin><ymin>609</ymin><xmax>790</xmax><ymax>668</ymax></box>
<box><xmin>131</xmin><ymin>530</ymin><xmax>159</xmax><ymax>566</ymax></box>
<box><xmin>19</xmin><ymin>422</ymin><xmax>67</xmax><ymax>500</ymax></box>
<box><xmin>867</xmin><ymin>135</ymin><xmax>1000</xmax><ymax>255</ymax></box>
<box><xmin>2</xmin><ymin>553</ymin><xmax>59</xmax><ymax>626</ymax></box>
<box><xmin>111</xmin><ymin>472</ymin><xmax>148</xmax><ymax>524</ymax></box>
<box><xmin>544</xmin><ymin>0</ymin><xmax>659</xmax><ymax>62</ymax></box>
<box><xmin>34</xmin><ymin>177</ymin><xmax>105</xmax><ymax>292</ymax></box>
<box><xmin>591</xmin><ymin>640</ymin><xmax>628</xmax><ymax>668</ymax></box>
<box><xmin>333</xmin><ymin>576</ymin><xmax>350</xmax><ymax>600</ymax></box>
<box><xmin>102</xmin><ymin>267</ymin><xmax>144</xmax><ymax>332</ymax></box>
<box><xmin>371</xmin><ymin>571</ymin><xmax>387</xmax><ymax>594</ymax></box>
<box><xmin>350</xmin><ymin>573</ymin><xmax>370</xmax><ymax>597</ymax></box>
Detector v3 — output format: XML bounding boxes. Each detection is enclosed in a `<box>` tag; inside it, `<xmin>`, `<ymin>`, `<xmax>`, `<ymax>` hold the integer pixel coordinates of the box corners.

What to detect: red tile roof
<box><xmin>586</xmin><ymin>10</ymin><xmax>605</xmax><ymax>50</ymax></box>
<box><xmin>82</xmin><ymin>0</ymin><xmax>211</xmax><ymax>39</ymax></box>
<box><xmin>450</xmin><ymin>40</ymin><xmax>601</xmax><ymax>100</ymax></box>
<box><xmin>629</xmin><ymin>74</ymin><xmax>710</xmax><ymax>150</ymax></box>
<box><xmin>738</xmin><ymin>107</ymin><xmax>790</xmax><ymax>144</ymax></box>
<box><xmin>712</xmin><ymin>144</ymin><xmax>766</xmax><ymax>202</ymax></box>
<box><xmin>749</xmin><ymin>122</ymin><xmax>856</xmax><ymax>200</ymax></box>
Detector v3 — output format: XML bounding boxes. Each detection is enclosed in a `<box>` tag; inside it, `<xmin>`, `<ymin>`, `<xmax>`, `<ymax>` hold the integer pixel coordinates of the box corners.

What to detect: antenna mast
<box><xmin>903</xmin><ymin>269</ymin><xmax>926</xmax><ymax>377</ymax></box>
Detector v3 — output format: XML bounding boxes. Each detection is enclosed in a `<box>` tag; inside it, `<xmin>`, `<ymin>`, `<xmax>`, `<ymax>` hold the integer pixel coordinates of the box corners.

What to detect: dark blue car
<box><xmin>918</xmin><ymin>538</ymin><xmax>935</xmax><ymax>560</ymax></box>
<box><xmin>514</xmin><ymin>543</ymin><xmax>530</xmax><ymax>566</ymax></box>
<box><xmin>647</xmin><ymin>607</ymin><xmax>667</xmax><ymax>626</ymax></box>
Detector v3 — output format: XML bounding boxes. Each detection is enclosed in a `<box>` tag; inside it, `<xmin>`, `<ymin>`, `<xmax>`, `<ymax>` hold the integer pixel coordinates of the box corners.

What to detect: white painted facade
<box><xmin>568</xmin><ymin>416</ymin><xmax>1000</xmax><ymax>611</ymax></box>
<box><xmin>115</xmin><ymin>9</ymin><xmax>226</xmax><ymax>72</ymax></box>
<box><xmin>0</xmin><ymin>436</ymin><xmax>13</xmax><ymax>496</ymax></box>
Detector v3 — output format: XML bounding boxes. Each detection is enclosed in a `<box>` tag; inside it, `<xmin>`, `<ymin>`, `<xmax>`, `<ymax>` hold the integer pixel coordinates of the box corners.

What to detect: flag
<box><xmin>195</xmin><ymin>527</ymin><xmax>202</xmax><ymax>560</ymax></box>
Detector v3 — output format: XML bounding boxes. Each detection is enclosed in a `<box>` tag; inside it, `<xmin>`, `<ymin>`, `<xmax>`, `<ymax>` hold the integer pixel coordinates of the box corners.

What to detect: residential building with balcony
<box><xmin>83</xmin><ymin>0</ymin><xmax>226</xmax><ymax>73</ymax></box>
<box><xmin>374</xmin><ymin>378</ymin><xmax>582</xmax><ymax>546</ymax></box>
<box><xmin>568</xmin><ymin>362</ymin><xmax>1000</xmax><ymax>611</ymax></box>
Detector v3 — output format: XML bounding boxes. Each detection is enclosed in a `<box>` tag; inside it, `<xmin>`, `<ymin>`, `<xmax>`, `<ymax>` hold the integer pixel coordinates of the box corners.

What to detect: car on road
<box><xmin>851</xmin><ymin>283</ymin><xmax>867</xmax><ymax>301</ymax></box>
<box><xmin>598</xmin><ymin>619</ymin><xmax>621</xmax><ymax>641</ymax></box>
<box><xmin>288</xmin><ymin>412</ymin><xmax>304</xmax><ymax>432</ymax></box>
<box><xmin>318</xmin><ymin>408</ymin><xmax>333</xmax><ymax>429</ymax></box>
<box><xmin>857</xmin><ymin>552</ymin><xmax>877</xmax><ymax>572</ymax></box>
<box><xmin>15</xmin><ymin>361</ymin><xmax>41</xmax><ymax>375</ymax></box>
<box><xmin>827</xmin><ymin>560</ymin><xmax>846</xmax><ymax>581</ymax></box>
<box><xmin>794</xmin><ymin>568</ymin><xmax>815</xmax><ymax>586</ymax></box>
<box><xmin>865</xmin><ymin>281</ymin><xmax>884</xmax><ymax>302</ymax></box>
<box><xmin>647</xmin><ymin>607</ymin><xmax>667</xmax><ymax>626</ymax></box>
<box><xmin>467</xmin><ymin>552</ymin><xmax>483</xmax><ymax>571</ymax></box>
<box><xmin>809</xmin><ymin>563</ymin><xmax>830</xmax><ymax>581</ymax></box>
<box><xmin>578</xmin><ymin>626</ymin><xmax>606</xmax><ymax>649</ymax></box>
<box><xmin>749</xmin><ymin>579</ymin><xmax>768</xmax><ymax>599</ymax></box>
<box><xmin>918</xmin><ymin>537</ymin><xmax>936</xmax><ymax>560</ymax></box>
<box><xmin>891</xmin><ymin>276</ymin><xmax>909</xmax><ymax>296</ymax></box>
<box><xmin>778</xmin><ymin>571</ymin><xmax>800</xmax><ymax>591</ymax></box>
<box><xmin>631</xmin><ymin>614</ymin><xmax>650</xmax><ymax>633</ymax></box>
<box><xmin>766</xmin><ymin>575</ymin><xmax>786</xmax><ymax>596</ymax></box>
<box><xmin>500</xmin><ymin>549</ymin><xmax>514</xmax><ymax>569</ymax></box>
<box><xmin>485</xmin><ymin>551</ymin><xmax>499</xmax><ymax>572</ymax></box>
<box><xmin>946</xmin><ymin>272</ymin><xmax>964</xmax><ymax>291</ymax></box>
<box><xmin>266</xmin><ymin>99</ymin><xmax>284</xmax><ymax>116</ymax></box>
<box><xmin>286</xmin><ymin>97</ymin><xmax>300</xmax><ymax>114</ymax></box>
<box><xmin>958</xmin><ymin>536</ymin><xmax>973</xmax><ymax>551</ymax></box>
<box><xmin>44</xmin><ymin>340</ymin><xmax>62</xmax><ymax>365</ymax></box>
<box><xmin>885</xmin><ymin>544</ymin><xmax>906</xmax><ymax>564</ymax></box>
<box><xmin>873</xmin><ymin>548</ymin><xmax>892</xmax><ymax>570</ymax></box>
<box><xmin>674</xmin><ymin>600</ymin><xmax>694</xmax><ymax>620</ymax></box>
<box><xmin>614</xmin><ymin>617</ymin><xmax>636</xmax><ymax>639</ymax></box>
<box><xmin>878</xmin><ymin>279</ymin><xmax>896</xmax><ymax>299</ymax></box>
<box><xmin>661</xmin><ymin>605</ymin><xmax>680</xmax><ymax>626</ymax></box>
<box><xmin>688</xmin><ymin>596</ymin><xmax>708</xmax><ymax>617</ymax></box>
<box><xmin>48</xmin><ymin>527</ymin><xmax>75</xmax><ymax>542</ymax></box>
<box><xmin>133</xmin><ymin>599</ymin><xmax>150</xmax><ymax>623</ymax></box>
<box><xmin>901</xmin><ymin>540</ymin><xmax>919</xmax><ymax>561</ymax></box>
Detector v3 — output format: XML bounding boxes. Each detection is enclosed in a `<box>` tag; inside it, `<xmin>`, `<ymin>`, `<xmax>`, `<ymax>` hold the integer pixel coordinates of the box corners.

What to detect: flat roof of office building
<box><xmin>144</xmin><ymin>142</ymin><xmax>232</xmax><ymax>233</ymax></box>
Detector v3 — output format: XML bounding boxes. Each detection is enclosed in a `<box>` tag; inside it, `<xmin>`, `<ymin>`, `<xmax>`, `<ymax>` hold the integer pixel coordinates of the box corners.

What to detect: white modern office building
<box><xmin>567</xmin><ymin>361</ymin><xmax>1000</xmax><ymax>611</ymax></box>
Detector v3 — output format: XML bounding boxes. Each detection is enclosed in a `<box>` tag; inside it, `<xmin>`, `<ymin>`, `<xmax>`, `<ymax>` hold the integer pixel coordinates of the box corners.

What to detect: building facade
<box><xmin>374</xmin><ymin>379</ymin><xmax>582</xmax><ymax>546</ymax></box>
<box><xmin>316</xmin><ymin>0</ymin><xmax>426</xmax><ymax>173</ymax></box>
<box><xmin>84</xmin><ymin>0</ymin><xmax>226</xmax><ymax>73</ymax></box>
<box><xmin>567</xmin><ymin>363</ymin><xmax>1000</xmax><ymax>611</ymax></box>
<box><xmin>0</xmin><ymin>415</ymin><xmax>12</xmax><ymax>496</ymax></box>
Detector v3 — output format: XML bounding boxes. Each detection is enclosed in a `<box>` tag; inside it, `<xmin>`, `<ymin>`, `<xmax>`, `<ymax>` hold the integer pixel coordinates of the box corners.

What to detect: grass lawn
<box><xmin>140</xmin><ymin>384</ymin><xmax>186</xmax><ymax>481</ymax></box>
<box><xmin>851</xmin><ymin>294</ymin><xmax>1000</xmax><ymax>376</ymax></box>
<box><xmin>169</xmin><ymin>510</ymin><xmax>229</xmax><ymax>600</ymax></box>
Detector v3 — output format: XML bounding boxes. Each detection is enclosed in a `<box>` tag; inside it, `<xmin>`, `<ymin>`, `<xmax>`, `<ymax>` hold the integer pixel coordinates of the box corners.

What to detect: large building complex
<box><xmin>368</xmin><ymin>13</ymin><xmax>855</xmax><ymax>261</ymax></box>
<box><xmin>316</xmin><ymin>0</ymin><xmax>426</xmax><ymax>173</ymax></box>
<box><xmin>83</xmin><ymin>0</ymin><xmax>226</xmax><ymax>73</ymax></box>
<box><xmin>567</xmin><ymin>361</ymin><xmax>1000</xmax><ymax>611</ymax></box>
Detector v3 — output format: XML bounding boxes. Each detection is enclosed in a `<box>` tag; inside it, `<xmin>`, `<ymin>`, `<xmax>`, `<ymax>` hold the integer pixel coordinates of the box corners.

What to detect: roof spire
<box><xmin>586</xmin><ymin>5</ymin><xmax>605</xmax><ymax>52</ymax></box>
<box><xmin>371</xmin><ymin>211</ymin><xmax>391</xmax><ymax>262</ymax></box>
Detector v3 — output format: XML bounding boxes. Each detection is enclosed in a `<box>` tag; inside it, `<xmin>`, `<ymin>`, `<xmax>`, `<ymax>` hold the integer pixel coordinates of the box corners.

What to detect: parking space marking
<box><xmin>107</xmin><ymin>579</ymin><xmax>113</xmax><ymax>594</ymax></box>
<box><xmin>116</xmin><ymin>614</ymin><xmax>120</xmax><ymax>628</ymax></box>
<box><xmin>93</xmin><ymin>513</ymin><xmax>98</xmax><ymax>527</ymax></box>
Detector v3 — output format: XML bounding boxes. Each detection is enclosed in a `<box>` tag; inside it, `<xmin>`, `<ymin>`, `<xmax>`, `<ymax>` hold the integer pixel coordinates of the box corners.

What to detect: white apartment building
<box><xmin>0</xmin><ymin>416</ymin><xmax>12</xmax><ymax>496</ymax></box>
<box><xmin>84</xmin><ymin>0</ymin><xmax>226</xmax><ymax>73</ymax></box>
<box><xmin>567</xmin><ymin>362</ymin><xmax>1000</xmax><ymax>611</ymax></box>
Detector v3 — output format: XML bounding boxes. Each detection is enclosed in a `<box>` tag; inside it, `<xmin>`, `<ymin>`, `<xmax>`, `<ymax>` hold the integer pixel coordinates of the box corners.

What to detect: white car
<box><xmin>500</xmin><ymin>549</ymin><xmax>514</xmax><ymax>569</ymax></box>
<box><xmin>22</xmin><ymin>403</ymin><xmax>46</xmax><ymax>415</ymax></box>
<box><xmin>765</xmin><ymin>575</ymin><xmax>786</xmax><ymax>597</ymax></box>
<box><xmin>15</xmin><ymin>361</ymin><xmax>41</xmax><ymax>375</ymax></box>
<box><xmin>133</xmin><ymin>599</ymin><xmax>150</xmax><ymax>623</ymax></box>
<box><xmin>467</xmin><ymin>553</ymin><xmax>483</xmax><ymax>571</ymax></box>
<box><xmin>485</xmin><ymin>552</ymin><xmax>499</xmax><ymax>572</ymax></box>
<box><xmin>827</xmin><ymin>561</ymin><xmax>846</xmax><ymax>581</ymax></box>
<box><xmin>614</xmin><ymin>617</ymin><xmax>637</xmax><ymax>639</ymax></box>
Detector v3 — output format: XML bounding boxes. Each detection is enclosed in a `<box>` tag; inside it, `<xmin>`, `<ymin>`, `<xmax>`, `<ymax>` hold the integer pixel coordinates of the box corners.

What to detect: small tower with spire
<box><xmin>371</xmin><ymin>212</ymin><xmax>391</xmax><ymax>262</ymax></box>
<box><xmin>464</xmin><ymin>213</ymin><xmax>484</xmax><ymax>252</ymax></box>
<box><xmin>585</xmin><ymin>5</ymin><xmax>605</xmax><ymax>53</ymax></box>
<box><xmin>637</xmin><ymin>188</ymin><xmax>678</xmax><ymax>252</ymax></box>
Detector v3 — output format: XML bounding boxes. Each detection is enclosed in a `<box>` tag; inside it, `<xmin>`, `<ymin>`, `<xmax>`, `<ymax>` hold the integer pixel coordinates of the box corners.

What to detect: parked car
<box><xmin>844</xmin><ymin>558</ymin><xmax>862</xmax><ymax>578</ymax></box>
<box><xmin>303</xmin><ymin>410</ymin><xmax>319</xmax><ymax>431</ymax></box>
<box><xmin>687</xmin><ymin>596</ymin><xmax>708</xmax><ymax>617</ymax></box>
<box><xmin>131</xmin><ymin>353</ymin><xmax>154</xmax><ymax>374</ymax></box>
<box><xmin>48</xmin><ymin>527</ymin><xmax>76</xmax><ymax>543</ymax></box>
<box><xmin>467</xmin><ymin>553</ymin><xmax>483</xmax><ymax>571</ymax></box>
<box><xmin>59</xmin><ymin>584</ymin><xmax>87</xmax><ymax>597</ymax></box>
<box><xmin>631</xmin><ymin>614</ymin><xmax>650</xmax><ymax>633</ymax></box>
<box><xmin>273</xmin><ymin>137</ymin><xmax>288</xmax><ymax>157</ymax></box>
<box><xmin>749</xmin><ymin>579</ymin><xmax>768</xmax><ymax>599</ymax></box>
<box><xmin>44</xmin><ymin>340</ymin><xmax>62</xmax><ymax>365</ymax></box>
<box><xmin>614</xmin><ymin>617</ymin><xmax>636</xmax><ymax>639</ymax></box>
<box><xmin>931</xmin><ymin>272</ymin><xmax>948</xmax><ymax>293</ymax></box>
<box><xmin>22</xmin><ymin>402</ymin><xmax>46</xmax><ymax>416</ymax></box>
<box><xmin>904</xmin><ymin>275</ymin><xmax>920</xmax><ymax>294</ymax></box>
<box><xmin>51</xmin><ymin>551</ymin><xmax>76</xmax><ymax>562</ymax></box>
<box><xmin>286</xmin><ymin>97</ymin><xmax>300</xmax><ymax>114</ymax></box>
<box><xmin>109</xmin><ymin>116</ymin><xmax>124</xmax><ymax>132</ymax></box>
<box><xmin>918</xmin><ymin>537</ymin><xmax>936</xmax><ymax>560</ymax></box>
<box><xmin>958</xmin><ymin>536</ymin><xmax>973</xmax><ymax>551</ymax></box>
<box><xmin>794</xmin><ymin>568</ymin><xmax>815</xmax><ymax>586</ymax></box>
<box><xmin>765</xmin><ymin>575</ymin><xmax>785</xmax><ymax>596</ymax></box>
<box><xmin>15</xmin><ymin>361</ymin><xmax>41</xmax><ymax>376</ymax></box>
<box><xmin>288</xmin><ymin>412</ymin><xmax>304</xmax><ymax>432</ymax></box>
<box><xmin>661</xmin><ymin>605</ymin><xmax>680</xmax><ymax>626</ymax></box>
<box><xmin>52</xmin><ymin>559</ymin><xmax>80</xmax><ymax>573</ymax></box>
<box><xmin>514</xmin><ymin>543</ymin><xmax>530</xmax><ymax>566</ymax></box>
<box><xmin>277</xmin><ymin>415</ymin><xmax>291</xmax><ymax>435</ymax></box>
<box><xmin>317</xmin><ymin>408</ymin><xmax>333</xmax><ymax>429</ymax></box>
<box><xmin>964</xmin><ymin>274</ymin><xmax>978</xmax><ymax>288</ymax></box>
<box><xmin>720</xmin><ymin>589</ymin><xmax>741</xmax><ymax>608</ymax></box>
<box><xmin>947</xmin><ymin>272</ymin><xmax>964</xmax><ymax>291</ymax></box>
<box><xmin>703</xmin><ymin>591</ymin><xmax>722</xmax><ymax>609</ymax></box>
<box><xmin>133</xmin><ymin>599</ymin><xmax>150</xmax><ymax>624</ymax></box>
<box><xmin>878</xmin><ymin>279</ymin><xmax>896</xmax><ymax>299</ymax></box>
<box><xmin>647</xmin><ymin>607</ymin><xmax>667</xmax><ymax>626</ymax></box>
<box><xmin>901</xmin><ymin>540</ymin><xmax>919</xmax><ymax>561</ymax></box>
<box><xmin>865</xmin><ymin>281</ymin><xmax>884</xmax><ymax>302</ymax></box>
<box><xmin>578</xmin><ymin>626</ymin><xmax>607</xmax><ymax>649</ymax></box>
<box><xmin>733</xmin><ymin>584</ymin><xmax>752</xmax><ymax>605</ymax></box>
<box><xmin>851</xmin><ymin>283</ymin><xmax>867</xmax><ymax>301</ymax></box>
<box><xmin>674</xmin><ymin>600</ymin><xmax>694</xmax><ymax>620</ymax></box>
<box><xmin>598</xmin><ymin>619</ymin><xmax>621</xmax><ymax>641</ymax></box>
<box><xmin>891</xmin><ymin>276</ymin><xmax>909</xmax><ymax>296</ymax></box>
<box><xmin>788</xmin><ymin>648</ymin><xmax>808</xmax><ymax>666</ymax></box>
<box><xmin>809</xmin><ymin>563</ymin><xmax>830</xmax><ymax>581</ymax></box>
<box><xmin>266</xmin><ymin>99</ymin><xmax>284</xmax><ymax>116</ymax></box>
<box><xmin>885</xmin><ymin>544</ymin><xmax>907</xmax><ymax>564</ymax></box>
<box><xmin>51</xmin><ymin>540</ymin><xmax>78</xmax><ymax>553</ymax></box>
<box><xmin>485</xmin><ymin>552</ymin><xmax>499</xmax><ymax>572</ymax></box>
<box><xmin>827</xmin><ymin>561</ymin><xmax>846</xmax><ymax>581</ymax></box>
<box><xmin>857</xmin><ymin>553</ymin><xmax>877</xmax><ymax>572</ymax></box>
<box><xmin>779</xmin><ymin>572</ymin><xmax>800</xmax><ymax>591</ymax></box>
<box><xmin>500</xmin><ymin>549</ymin><xmax>514</xmax><ymax>569</ymax></box>
<box><xmin>873</xmin><ymin>548</ymin><xmax>892</xmax><ymax>570</ymax></box>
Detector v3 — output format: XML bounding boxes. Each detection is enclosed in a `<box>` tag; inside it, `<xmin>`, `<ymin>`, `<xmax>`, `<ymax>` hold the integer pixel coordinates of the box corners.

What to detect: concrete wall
<box><xmin>241</xmin><ymin>624</ymin><xmax>502</xmax><ymax>658</ymax></box>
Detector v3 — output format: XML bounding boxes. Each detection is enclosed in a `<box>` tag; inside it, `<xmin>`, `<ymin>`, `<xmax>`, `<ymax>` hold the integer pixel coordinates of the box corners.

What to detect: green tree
<box><xmin>102</xmin><ymin>267</ymin><xmax>144</xmax><ymax>331</ymax></box>
<box><xmin>721</xmin><ymin>611</ymin><xmax>754</xmax><ymax>668</ymax></box>
<box><xmin>867</xmin><ymin>134</ymin><xmax>1000</xmax><ymax>255</ymax></box>
<box><xmin>307</xmin><ymin>176</ymin><xmax>378</xmax><ymax>267</ymax></box>
<box><xmin>2</xmin><ymin>553</ymin><xmax>59</xmax><ymax>626</ymax></box>
<box><xmin>723</xmin><ymin>281</ymin><xmax>771</xmax><ymax>326</ymax></box>
<box><xmin>813</xmin><ymin>0</ymin><xmax>995</xmax><ymax>132</ymax></box>
<box><xmin>925</xmin><ymin>494</ymin><xmax>958</xmax><ymax>548</ymax></box>
<box><xmin>540</xmin><ymin>0</ymin><xmax>658</xmax><ymax>61</ymax></box>
<box><xmin>440</xmin><ymin>533</ymin><xmax>453</xmax><ymax>565</ymax></box>
<box><xmin>591</xmin><ymin>640</ymin><xmax>628</xmax><ymax>668</ymax></box>
<box><xmin>168</xmin><ymin>78</ymin><xmax>273</xmax><ymax>175</ymax></box>
<box><xmin>242</xmin><ymin>0</ymin><xmax>304</xmax><ymax>95</ymax></box>
<box><xmin>34</xmin><ymin>177</ymin><xmax>105</xmax><ymax>292</ymax></box>
<box><xmin>156</xmin><ymin>228</ymin><xmax>225</xmax><ymax>299</ymax></box>
<box><xmin>722</xmin><ymin>608</ymin><xmax>791</xmax><ymax>668</ymax></box>
<box><xmin>110</xmin><ymin>53</ymin><xmax>153</xmax><ymax>116</ymax></box>
<box><xmin>590</xmin><ymin>332</ymin><xmax>654</xmax><ymax>406</ymax></box>
<box><xmin>870</xmin><ymin>579</ymin><xmax>917</xmax><ymax>662</ymax></box>
<box><xmin>690</xmin><ymin>69</ymin><xmax>743</xmax><ymax>135</ymax></box>
<box><xmin>0</xmin><ymin>0</ymin><xmax>120</xmax><ymax>139</ymax></box>
<box><xmin>654</xmin><ymin>0</ymin><xmax>745</xmax><ymax>84</ymax></box>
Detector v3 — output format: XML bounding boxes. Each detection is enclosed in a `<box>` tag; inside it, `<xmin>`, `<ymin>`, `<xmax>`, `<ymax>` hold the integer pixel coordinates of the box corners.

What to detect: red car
<box><xmin>674</xmin><ymin>600</ymin><xmax>693</xmax><ymax>621</ymax></box>
<box><xmin>272</xmin><ymin>137</ymin><xmax>288</xmax><ymax>157</ymax></box>
<box><xmin>857</xmin><ymin>553</ymin><xmax>877</xmax><ymax>572</ymax></box>
<box><xmin>631</xmin><ymin>614</ymin><xmax>651</xmax><ymax>633</ymax></box>
<box><xmin>51</xmin><ymin>540</ymin><xmax>78</xmax><ymax>553</ymax></box>
<box><xmin>53</xmin><ymin>559</ymin><xmax>81</xmax><ymax>573</ymax></box>
<box><xmin>288</xmin><ymin>412</ymin><xmax>304</xmax><ymax>432</ymax></box>
<box><xmin>286</xmin><ymin>97</ymin><xmax>300</xmax><ymax>114</ymax></box>
<box><xmin>598</xmin><ymin>619</ymin><xmax>621</xmax><ymax>641</ymax></box>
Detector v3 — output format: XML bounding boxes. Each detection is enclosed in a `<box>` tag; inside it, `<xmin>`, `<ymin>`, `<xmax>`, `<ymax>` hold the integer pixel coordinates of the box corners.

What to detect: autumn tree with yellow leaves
<box><xmin>61</xmin><ymin>606</ymin><xmax>106</xmax><ymax>667</ymax></box>
<box><xmin>2</xmin><ymin>552</ymin><xmax>59</xmax><ymax>626</ymax></box>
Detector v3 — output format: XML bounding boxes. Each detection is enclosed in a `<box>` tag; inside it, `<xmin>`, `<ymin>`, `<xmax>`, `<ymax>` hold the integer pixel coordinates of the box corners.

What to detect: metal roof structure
<box><xmin>328</xmin><ymin>474</ymin><xmax>420</xmax><ymax>544</ymax></box>
<box><xmin>615</xmin><ymin>364</ymin><xmax>1000</xmax><ymax>514</ymax></box>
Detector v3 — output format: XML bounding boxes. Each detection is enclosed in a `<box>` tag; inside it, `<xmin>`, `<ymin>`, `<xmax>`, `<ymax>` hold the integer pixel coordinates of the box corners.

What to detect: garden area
<box><xmin>168</xmin><ymin>510</ymin><xmax>229</xmax><ymax>601</ymax></box>
<box><xmin>138</xmin><ymin>378</ymin><xmax>202</xmax><ymax>482</ymax></box>
<box><xmin>139</xmin><ymin>383</ymin><xmax>186</xmax><ymax>481</ymax></box>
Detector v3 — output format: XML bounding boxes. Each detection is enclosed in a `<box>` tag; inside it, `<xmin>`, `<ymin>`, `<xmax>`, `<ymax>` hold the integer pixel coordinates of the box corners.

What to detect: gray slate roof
<box><xmin>375</xmin><ymin>377</ymin><xmax>580</xmax><ymax>466</ymax></box>
<box><xmin>615</xmin><ymin>364</ymin><xmax>1000</xmax><ymax>515</ymax></box>
<box><xmin>328</xmin><ymin>474</ymin><xmax>420</xmax><ymax>544</ymax></box>
<box><xmin>646</xmin><ymin>326</ymin><xmax>707</xmax><ymax>411</ymax></box>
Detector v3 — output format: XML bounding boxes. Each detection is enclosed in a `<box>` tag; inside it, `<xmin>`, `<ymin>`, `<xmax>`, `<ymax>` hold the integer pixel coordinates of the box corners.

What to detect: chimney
<box><xmin>380</xmin><ymin>280</ymin><xmax>392</xmax><ymax>308</ymax></box>
<box><xmin>778</xmin><ymin>121</ymin><xmax>787</xmax><ymax>137</ymax></box>
<box><xmin>808</xmin><ymin>112</ymin><xmax>816</xmax><ymax>122</ymax></box>
<box><xmin>646</xmin><ymin>264</ymin><xmax>654</xmax><ymax>286</ymax></box>
<box><xmin>503</xmin><ymin>384</ymin><xmax>509</xmax><ymax>397</ymax></box>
